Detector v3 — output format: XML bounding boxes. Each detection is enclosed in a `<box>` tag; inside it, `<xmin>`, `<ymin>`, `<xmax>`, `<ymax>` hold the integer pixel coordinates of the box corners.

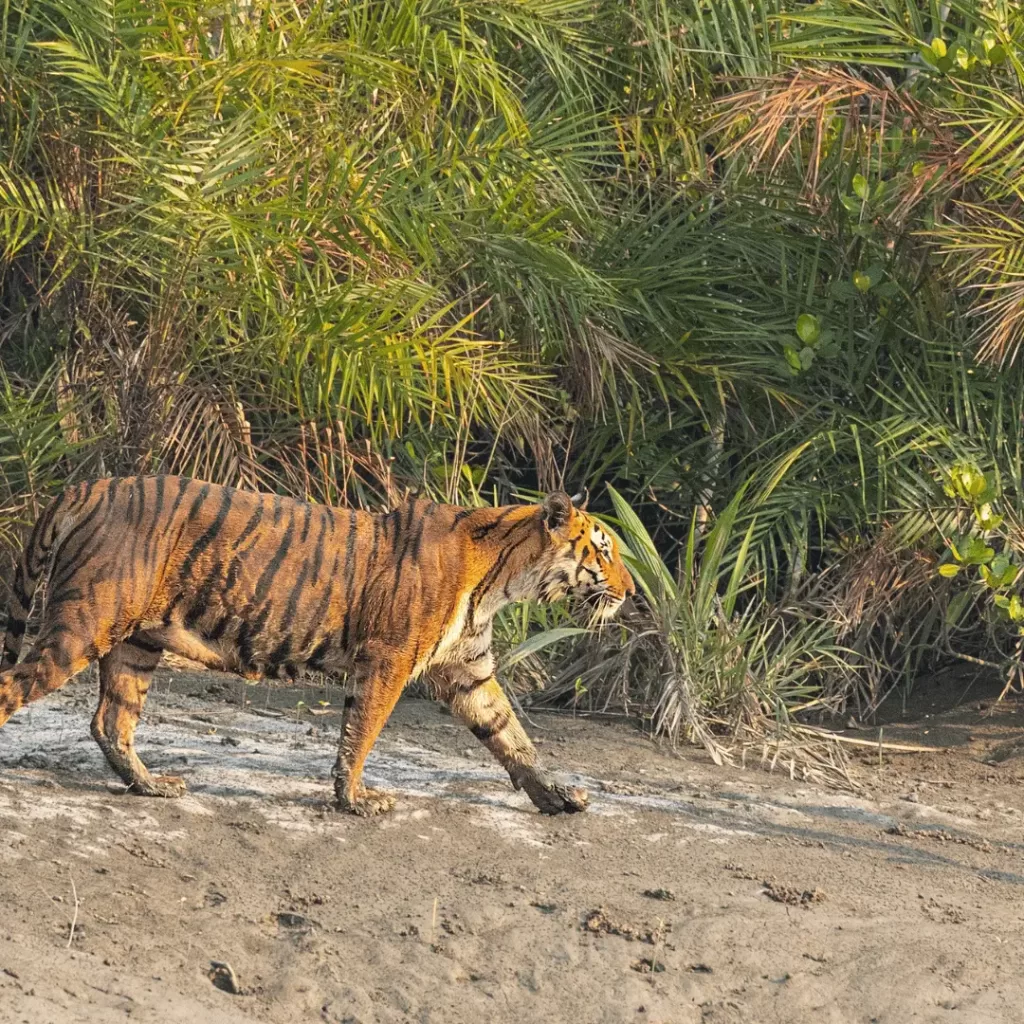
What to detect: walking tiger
<box><xmin>0</xmin><ymin>477</ymin><xmax>635</xmax><ymax>815</ymax></box>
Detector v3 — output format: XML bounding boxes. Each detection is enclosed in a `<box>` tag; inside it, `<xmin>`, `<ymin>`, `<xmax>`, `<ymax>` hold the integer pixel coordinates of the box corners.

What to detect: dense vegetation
<box><xmin>3</xmin><ymin>0</ymin><xmax>1024</xmax><ymax>764</ymax></box>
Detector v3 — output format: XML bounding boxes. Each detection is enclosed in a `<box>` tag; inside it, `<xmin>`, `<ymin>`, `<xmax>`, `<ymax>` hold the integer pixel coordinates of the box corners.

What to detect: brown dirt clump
<box><xmin>581</xmin><ymin>908</ymin><xmax>671</xmax><ymax>945</ymax></box>
<box><xmin>761</xmin><ymin>879</ymin><xmax>827</xmax><ymax>907</ymax></box>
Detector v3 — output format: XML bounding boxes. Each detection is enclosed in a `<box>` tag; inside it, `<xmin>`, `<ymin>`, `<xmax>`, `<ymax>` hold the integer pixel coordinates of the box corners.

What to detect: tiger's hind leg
<box><xmin>0</xmin><ymin>630</ymin><xmax>98</xmax><ymax>728</ymax></box>
<box><xmin>432</xmin><ymin>666</ymin><xmax>588</xmax><ymax>815</ymax></box>
<box><xmin>0</xmin><ymin>561</ymin><xmax>33</xmax><ymax>671</ymax></box>
<box><xmin>91</xmin><ymin>639</ymin><xmax>185</xmax><ymax>798</ymax></box>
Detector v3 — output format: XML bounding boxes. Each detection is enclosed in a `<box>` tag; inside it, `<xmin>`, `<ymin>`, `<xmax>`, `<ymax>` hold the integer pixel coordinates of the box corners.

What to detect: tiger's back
<box><xmin>0</xmin><ymin>475</ymin><xmax>634</xmax><ymax>814</ymax></box>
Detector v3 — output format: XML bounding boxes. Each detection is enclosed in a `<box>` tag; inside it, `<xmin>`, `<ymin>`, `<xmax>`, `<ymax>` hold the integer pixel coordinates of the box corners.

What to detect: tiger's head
<box><xmin>535</xmin><ymin>491</ymin><xmax>636</xmax><ymax>622</ymax></box>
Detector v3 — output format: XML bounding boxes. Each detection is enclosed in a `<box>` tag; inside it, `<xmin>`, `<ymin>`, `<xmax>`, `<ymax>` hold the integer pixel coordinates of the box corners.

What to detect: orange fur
<box><xmin>0</xmin><ymin>477</ymin><xmax>634</xmax><ymax>814</ymax></box>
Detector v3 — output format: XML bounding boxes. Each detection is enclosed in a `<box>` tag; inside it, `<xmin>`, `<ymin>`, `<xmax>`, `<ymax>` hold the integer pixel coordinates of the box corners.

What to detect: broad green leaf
<box><xmin>795</xmin><ymin>314</ymin><xmax>820</xmax><ymax>345</ymax></box>
<box><xmin>967</xmin><ymin>472</ymin><xmax>988</xmax><ymax>498</ymax></box>
<box><xmin>963</xmin><ymin>537</ymin><xmax>995</xmax><ymax>565</ymax></box>
<box><xmin>606</xmin><ymin>484</ymin><xmax>676</xmax><ymax>604</ymax></box>
<box><xmin>975</xmin><ymin>504</ymin><xmax>1003</xmax><ymax>530</ymax></box>
<box><xmin>500</xmin><ymin>627</ymin><xmax>590</xmax><ymax>671</ymax></box>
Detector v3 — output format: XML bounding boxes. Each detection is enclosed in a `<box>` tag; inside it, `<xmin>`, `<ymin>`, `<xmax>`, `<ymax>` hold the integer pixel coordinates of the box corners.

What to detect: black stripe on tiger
<box><xmin>184</xmin><ymin>562</ymin><xmax>224</xmax><ymax>629</ymax></box>
<box><xmin>471</xmin><ymin>709</ymin><xmax>512</xmax><ymax>742</ymax></box>
<box><xmin>340</xmin><ymin>511</ymin><xmax>358</xmax><ymax>650</ymax></box>
<box><xmin>251</xmin><ymin>507</ymin><xmax>296</xmax><ymax>609</ymax></box>
<box><xmin>179</xmin><ymin>486</ymin><xmax>233</xmax><ymax>581</ymax></box>
<box><xmin>390</xmin><ymin>501</ymin><xmax>422</xmax><ymax>598</ymax></box>
<box><xmin>467</xmin><ymin>532</ymin><xmax>535</xmax><ymax>621</ymax></box>
<box><xmin>140</xmin><ymin>475</ymin><xmax>168</xmax><ymax>566</ymax></box>
<box><xmin>267</xmin><ymin>549</ymin><xmax>315</xmax><ymax>669</ymax></box>
<box><xmin>352</xmin><ymin>513</ymin><xmax>381</xmax><ymax>641</ymax></box>
<box><xmin>48</xmin><ymin>507</ymin><xmax>115</xmax><ymax>598</ymax></box>
<box><xmin>160</xmin><ymin>476</ymin><xmax>194</xmax><ymax>555</ymax></box>
<box><xmin>300</xmin><ymin>548</ymin><xmax>339</xmax><ymax>657</ymax></box>
<box><xmin>470</xmin><ymin>508</ymin><xmax>514</xmax><ymax>541</ymax></box>
<box><xmin>309</xmin><ymin>510</ymin><xmax>329</xmax><ymax>585</ymax></box>
<box><xmin>232</xmin><ymin>501</ymin><xmax>266</xmax><ymax>553</ymax></box>
<box><xmin>126</xmin><ymin>634</ymin><xmax>164</xmax><ymax>655</ymax></box>
<box><xmin>237</xmin><ymin>603</ymin><xmax>273</xmax><ymax>669</ymax></box>
<box><xmin>25</xmin><ymin>490</ymin><xmax>67</xmax><ymax>576</ymax></box>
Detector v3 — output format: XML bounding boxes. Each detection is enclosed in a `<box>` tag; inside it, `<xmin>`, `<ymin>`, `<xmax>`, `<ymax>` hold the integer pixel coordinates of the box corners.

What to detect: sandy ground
<box><xmin>1</xmin><ymin>666</ymin><xmax>1023</xmax><ymax>1024</ymax></box>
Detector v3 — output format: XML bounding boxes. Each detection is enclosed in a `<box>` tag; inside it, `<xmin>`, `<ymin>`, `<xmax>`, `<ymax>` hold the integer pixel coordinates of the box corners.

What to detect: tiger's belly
<box><xmin>135</xmin><ymin>619</ymin><xmax>351</xmax><ymax>680</ymax></box>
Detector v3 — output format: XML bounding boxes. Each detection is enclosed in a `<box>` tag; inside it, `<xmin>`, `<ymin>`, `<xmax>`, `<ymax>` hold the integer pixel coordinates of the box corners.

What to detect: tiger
<box><xmin>0</xmin><ymin>476</ymin><xmax>635</xmax><ymax>816</ymax></box>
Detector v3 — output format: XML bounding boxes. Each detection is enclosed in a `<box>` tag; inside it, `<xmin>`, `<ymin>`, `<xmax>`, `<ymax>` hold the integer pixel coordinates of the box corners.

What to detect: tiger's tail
<box><xmin>1</xmin><ymin>494</ymin><xmax>70</xmax><ymax>669</ymax></box>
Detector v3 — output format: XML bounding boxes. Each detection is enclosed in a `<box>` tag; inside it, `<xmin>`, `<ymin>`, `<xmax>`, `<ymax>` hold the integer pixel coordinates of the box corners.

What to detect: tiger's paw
<box><xmin>512</xmin><ymin>767</ymin><xmax>589</xmax><ymax>815</ymax></box>
<box><xmin>130</xmin><ymin>775</ymin><xmax>187</xmax><ymax>798</ymax></box>
<box><xmin>337</xmin><ymin>786</ymin><xmax>397</xmax><ymax>817</ymax></box>
<box><xmin>532</xmin><ymin>780</ymin><xmax>589</xmax><ymax>816</ymax></box>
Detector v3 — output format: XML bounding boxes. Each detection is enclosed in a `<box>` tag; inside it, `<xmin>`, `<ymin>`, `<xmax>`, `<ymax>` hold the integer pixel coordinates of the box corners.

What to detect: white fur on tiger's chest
<box><xmin>416</xmin><ymin>592</ymin><xmax>472</xmax><ymax>676</ymax></box>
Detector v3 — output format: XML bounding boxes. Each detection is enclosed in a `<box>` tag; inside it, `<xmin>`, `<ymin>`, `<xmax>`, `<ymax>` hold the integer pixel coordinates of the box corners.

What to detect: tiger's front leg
<box><xmin>332</xmin><ymin>649</ymin><xmax>413</xmax><ymax>816</ymax></box>
<box><xmin>431</xmin><ymin>664</ymin><xmax>588</xmax><ymax>815</ymax></box>
<box><xmin>93</xmin><ymin>638</ymin><xmax>186</xmax><ymax>798</ymax></box>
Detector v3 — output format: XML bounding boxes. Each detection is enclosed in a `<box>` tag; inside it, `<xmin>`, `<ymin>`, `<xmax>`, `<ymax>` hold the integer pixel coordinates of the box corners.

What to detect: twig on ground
<box><xmin>66</xmin><ymin>871</ymin><xmax>79</xmax><ymax>949</ymax></box>
<box><xmin>796</xmin><ymin>726</ymin><xmax>942</xmax><ymax>754</ymax></box>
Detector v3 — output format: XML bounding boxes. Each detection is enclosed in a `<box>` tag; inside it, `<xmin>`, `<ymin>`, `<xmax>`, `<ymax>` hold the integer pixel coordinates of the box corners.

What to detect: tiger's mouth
<box><xmin>578</xmin><ymin>590</ymin><xmax>626</xmax><ymax>625</ymax></box>
<box><xmin>541</xmin><ymin>570</ymin><xmax>630</xmax><ymax>622</ymax></box>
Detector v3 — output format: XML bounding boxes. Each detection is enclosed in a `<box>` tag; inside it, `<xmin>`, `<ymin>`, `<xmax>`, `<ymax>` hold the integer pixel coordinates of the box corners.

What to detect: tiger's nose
<box><xmin>624</xmin><ymin>573</ymin><xmax>636</xmax><ymax>597</ymax></box>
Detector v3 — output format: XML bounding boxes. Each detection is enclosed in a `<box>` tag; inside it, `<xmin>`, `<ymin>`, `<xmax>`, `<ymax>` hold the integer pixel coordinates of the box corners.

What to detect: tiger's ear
<box><xmin>543</xmin><ymin>491</ymin><xmax>573</xmax><ymax>531</ymax></box>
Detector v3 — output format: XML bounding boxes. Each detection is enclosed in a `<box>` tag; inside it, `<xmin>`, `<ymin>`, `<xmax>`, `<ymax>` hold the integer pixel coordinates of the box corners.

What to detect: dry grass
<box><xmin>712</xmin><ymin>67</ymin><xmax>964</xmax><ymax>207</ymax></box>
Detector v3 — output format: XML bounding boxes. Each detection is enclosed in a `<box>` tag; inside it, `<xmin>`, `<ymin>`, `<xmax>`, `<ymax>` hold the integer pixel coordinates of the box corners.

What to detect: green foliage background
<box><xmin>4</xmin><ymin>0</ymin><xmax>1024</xmax><ymax>746</ymax></box>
